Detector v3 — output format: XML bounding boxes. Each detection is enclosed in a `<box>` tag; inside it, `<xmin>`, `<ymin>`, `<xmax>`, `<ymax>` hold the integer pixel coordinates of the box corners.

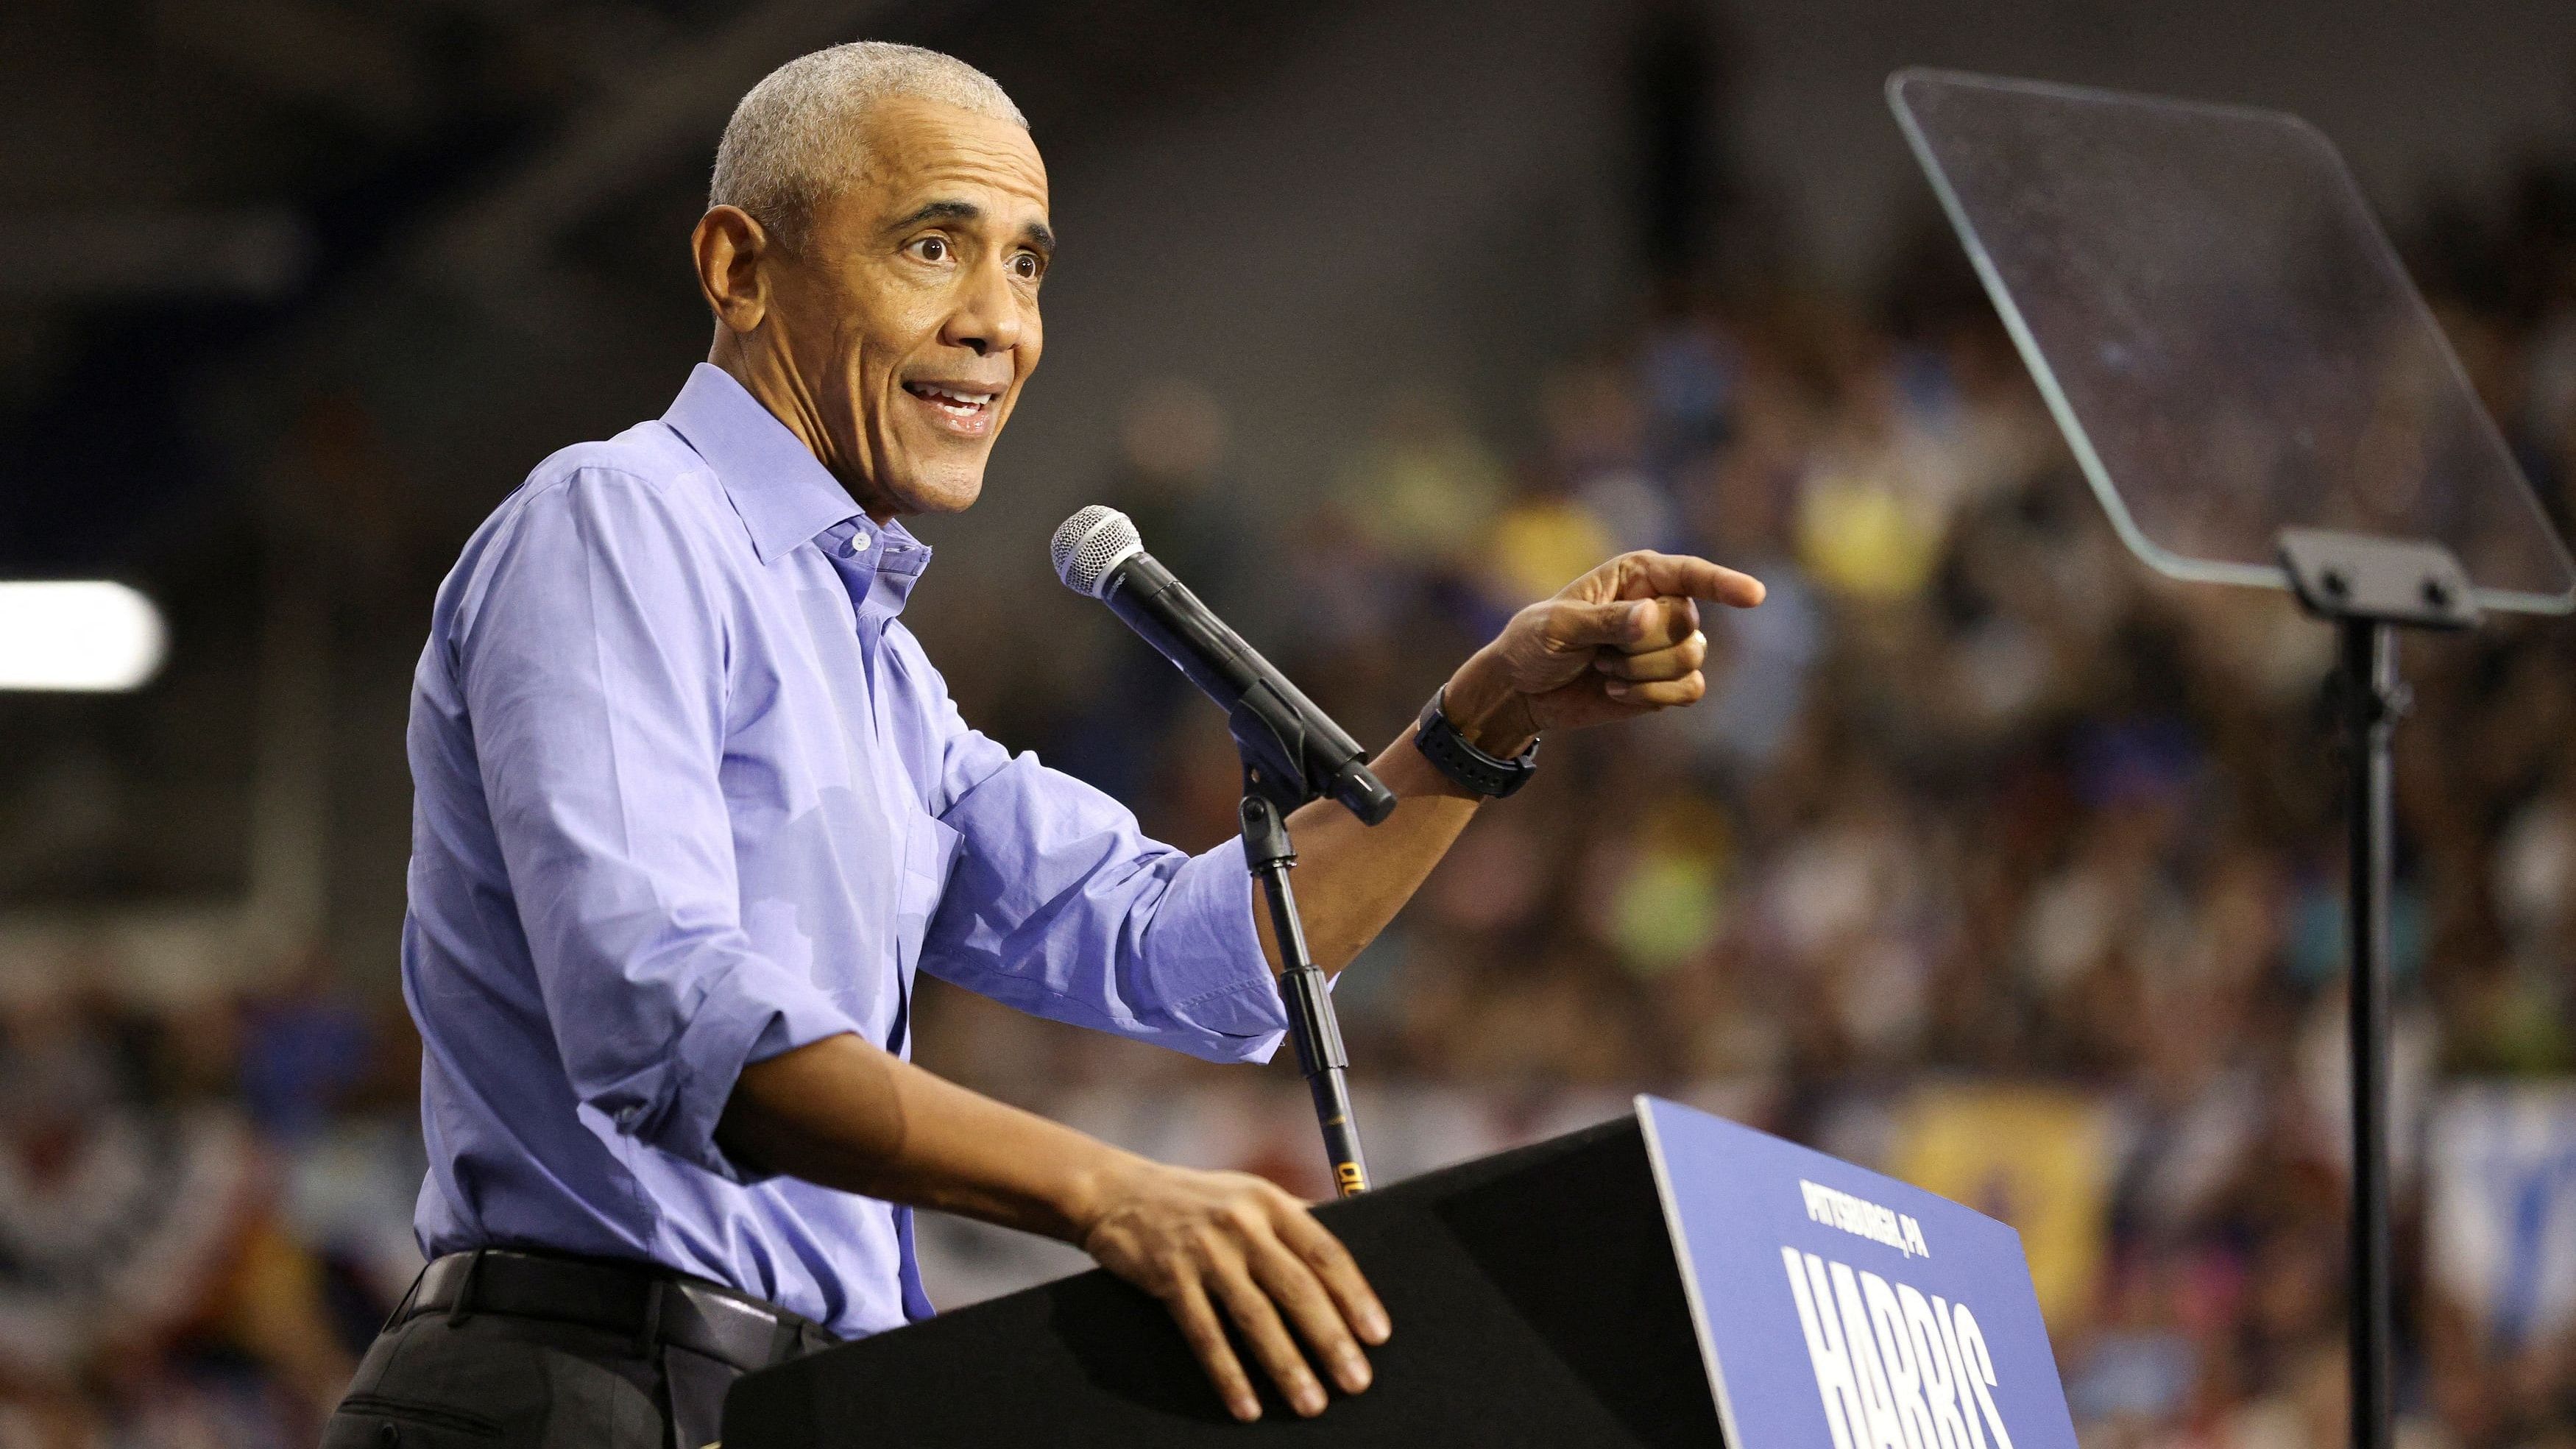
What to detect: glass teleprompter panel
<box><xmin>1889</xmin><ymin>68</ymin><xmax>2573</xmax><ymax>614</ymax></box>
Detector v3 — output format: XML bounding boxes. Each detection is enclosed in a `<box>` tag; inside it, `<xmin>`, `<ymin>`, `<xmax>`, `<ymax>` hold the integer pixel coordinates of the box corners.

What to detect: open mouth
<box><xmin>903</xmin><ymin>380</ymin><xmax>1000</xmax><ymax>431</ymax></box>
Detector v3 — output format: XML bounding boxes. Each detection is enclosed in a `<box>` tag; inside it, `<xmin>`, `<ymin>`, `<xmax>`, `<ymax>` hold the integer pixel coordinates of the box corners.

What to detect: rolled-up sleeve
<box><xmin>914</xmin><ymin>701</ymin><xmax>1290</xmax><ymax>1063</ymax></box>
<box><xmin>456</xmin><ymin>467</ymin><xmax>860</xmax><ymax>1181</ymax></box>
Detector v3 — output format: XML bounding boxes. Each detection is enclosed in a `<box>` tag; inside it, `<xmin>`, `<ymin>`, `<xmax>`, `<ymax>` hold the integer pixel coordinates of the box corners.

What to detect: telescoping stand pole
<box><xmin>2338</xmin><ymin>617</ymin><xmax>2401</xmax><ymax>1449</ymax></box>
<box><xmin>1239</xmin><ymin>773</ymin><xmax>1370</xmax><ymax>1197</ymax></box>
<box><xmin>2276</xmin><ymin>529</ymin><xmax>2478</xmax><ymax>1449</ymax></box>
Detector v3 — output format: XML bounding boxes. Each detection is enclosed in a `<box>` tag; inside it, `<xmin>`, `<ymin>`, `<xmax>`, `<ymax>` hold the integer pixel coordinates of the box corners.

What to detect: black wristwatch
<box><xmin>1413</xmin><ymin>686</ymin><xmax>1541</xmax><ymax>798</ymax></box>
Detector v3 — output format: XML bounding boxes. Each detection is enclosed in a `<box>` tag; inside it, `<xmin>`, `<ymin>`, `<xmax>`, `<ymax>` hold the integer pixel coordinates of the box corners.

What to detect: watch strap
<box><xmin>1412</xmin><ymin>687</ymin><xmax>1540</xmax><ymax>798</ymax></box>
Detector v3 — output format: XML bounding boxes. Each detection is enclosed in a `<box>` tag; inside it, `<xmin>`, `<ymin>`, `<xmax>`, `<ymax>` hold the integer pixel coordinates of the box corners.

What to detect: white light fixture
<box><xmin>0</xmin><ymin>581</ymin><xmax>168</xmax><ymax>691</ymax></box>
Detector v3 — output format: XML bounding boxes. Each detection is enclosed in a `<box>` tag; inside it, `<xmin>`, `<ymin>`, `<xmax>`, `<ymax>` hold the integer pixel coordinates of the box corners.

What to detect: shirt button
<box><xmin>613</xmin><ymin>1105</ymin><xmax>643</xmax><ymax>1129</ymax></box>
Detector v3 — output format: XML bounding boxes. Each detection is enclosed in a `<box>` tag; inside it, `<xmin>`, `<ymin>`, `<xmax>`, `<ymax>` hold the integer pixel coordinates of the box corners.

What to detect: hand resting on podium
<box><xmin>717</xmin><ymin>550</ymin><xmax>1762</xmax><ymax>1423</ymax></box>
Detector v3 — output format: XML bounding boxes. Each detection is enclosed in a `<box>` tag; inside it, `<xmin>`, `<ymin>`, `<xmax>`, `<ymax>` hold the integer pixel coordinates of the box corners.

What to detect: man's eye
<box><xmin>1012</xmin><ymin>252</ymin><xmax>1043</xmax><ymax>280</ymax></box>
<box><xmin>909</xmin><ymin>235</ymin><xmax>949</xmax><ymax>263</ymax></box>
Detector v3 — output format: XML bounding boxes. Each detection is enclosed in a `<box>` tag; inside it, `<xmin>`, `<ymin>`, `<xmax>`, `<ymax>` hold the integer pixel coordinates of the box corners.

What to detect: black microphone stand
<box><xmin>1239</xmin><ymin>759</ymin><xmax>1370</xmax><ymax>1197</ymax></box>
<box><xmin>1070</xmin><ymin>516</ymin><xmax>1388</xmax><ymax>1196</ymax></box>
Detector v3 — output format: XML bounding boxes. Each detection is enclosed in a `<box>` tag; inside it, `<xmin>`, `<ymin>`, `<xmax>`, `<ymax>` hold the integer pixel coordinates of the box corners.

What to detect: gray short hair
<box><xmin>710</xmin><ymin>41</ymin><xmax>1026</xmax><ymax>251</ymax></box>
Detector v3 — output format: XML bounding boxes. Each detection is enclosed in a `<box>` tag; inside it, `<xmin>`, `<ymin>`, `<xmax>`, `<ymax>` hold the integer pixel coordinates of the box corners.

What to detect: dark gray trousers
<box><xmin>322</xmin><ymin>1308</ymin><xmax>752</xmax><ymax>1449</ymax></box>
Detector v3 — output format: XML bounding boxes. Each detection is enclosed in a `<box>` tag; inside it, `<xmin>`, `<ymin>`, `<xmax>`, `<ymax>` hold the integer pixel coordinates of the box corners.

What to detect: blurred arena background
<box><xmin>4</xmin><ymin>1</ymin><xmax>2576</xmax><ymax>1444</ymax></box>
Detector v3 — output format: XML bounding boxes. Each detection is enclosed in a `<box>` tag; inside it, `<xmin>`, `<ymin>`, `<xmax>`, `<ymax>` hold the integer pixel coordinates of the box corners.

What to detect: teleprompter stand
<box><xmin>1891</xmin><ymin>70</ymin><xmax>2576</xmax><ymax>1449</ymax></box>
<box><xmin>2276</xmin><ymin>531</ymin><xmax>2477</xmax><ymax>1449</ymax></box>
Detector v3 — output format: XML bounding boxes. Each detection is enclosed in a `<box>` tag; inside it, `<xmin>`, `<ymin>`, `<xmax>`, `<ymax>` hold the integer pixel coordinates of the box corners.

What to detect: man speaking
<box><xmin>327</xmin><ymin>40</ymin><xmax>1761</xmax><ymax>1448</ymax></box>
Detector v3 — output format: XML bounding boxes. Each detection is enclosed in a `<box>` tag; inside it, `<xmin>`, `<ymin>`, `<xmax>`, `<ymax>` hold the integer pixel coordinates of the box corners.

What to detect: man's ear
<box><xmin>692</xmin><ymin>205</ymin><xmax>774</xmax><ymax>335</ymax></box>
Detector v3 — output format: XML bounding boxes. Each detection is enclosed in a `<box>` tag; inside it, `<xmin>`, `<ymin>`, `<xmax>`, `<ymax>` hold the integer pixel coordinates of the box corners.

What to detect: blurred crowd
<box><xmin>0</xmin><ymin>951</ymin><xmax>422</xmax><ymax>1446</ymax></box>
<box><xmin>919</xmin><ymin>148</ymin><xmax>2576</xmax><ymax>1449</ymax></box>
<box><xmin>7</xmin><ymin>134</ymin><xmax>2576</xmax><ymax>1449</ymax></box>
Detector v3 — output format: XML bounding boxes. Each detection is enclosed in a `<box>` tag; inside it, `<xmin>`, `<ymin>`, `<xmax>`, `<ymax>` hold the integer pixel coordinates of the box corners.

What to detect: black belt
<box><xmin>397</xmin><ymin>1248</ymin><xmax>838</xmax><ymax>1375</ymax></box>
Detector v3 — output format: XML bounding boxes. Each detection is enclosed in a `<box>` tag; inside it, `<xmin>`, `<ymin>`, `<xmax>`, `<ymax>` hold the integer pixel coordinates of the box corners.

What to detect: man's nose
<box><xmin>941</xmin><ymin>264</ymin><xmax>1025</xmax><ymax>356</ymax></box>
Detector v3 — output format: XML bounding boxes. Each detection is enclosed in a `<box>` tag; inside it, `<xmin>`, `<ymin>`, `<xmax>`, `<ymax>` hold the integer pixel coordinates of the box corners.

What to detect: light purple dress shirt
<box><xmin>401</xmin><ymin>363</ymin><xmax>1287</xmax><ymax>1339</ymax></box>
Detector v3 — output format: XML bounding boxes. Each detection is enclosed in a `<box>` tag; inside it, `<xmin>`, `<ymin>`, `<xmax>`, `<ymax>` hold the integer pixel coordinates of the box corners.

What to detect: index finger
<box><xmin>1609</xmin><ymin>552</ymin><xmax>1765</xmax><ymax>608</ymax></box>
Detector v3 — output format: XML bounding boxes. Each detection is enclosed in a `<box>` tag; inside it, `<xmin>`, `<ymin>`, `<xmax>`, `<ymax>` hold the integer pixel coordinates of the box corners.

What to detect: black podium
<box><xmin>722</xmin><ymin>1118</ymin><xmax>1722</xmax><ymax>1446</ymax></box>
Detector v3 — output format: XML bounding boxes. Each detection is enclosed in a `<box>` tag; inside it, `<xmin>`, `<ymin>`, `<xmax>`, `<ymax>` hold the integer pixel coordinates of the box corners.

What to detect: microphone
<box><xmin>1052</xmin><ymin>506</ymin><xmax>1396</xmax><ymax>825</ymax></box>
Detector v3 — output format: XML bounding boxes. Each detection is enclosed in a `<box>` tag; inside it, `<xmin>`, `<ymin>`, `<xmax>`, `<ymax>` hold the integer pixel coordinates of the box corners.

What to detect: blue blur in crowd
<box><xmin>238</xmin><ymin>993</ymin><xmax>372</xmax><ymax>1140</ymax></box>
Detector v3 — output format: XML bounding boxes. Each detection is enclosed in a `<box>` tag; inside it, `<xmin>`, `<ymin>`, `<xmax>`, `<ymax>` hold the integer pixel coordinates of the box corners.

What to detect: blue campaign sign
<box><xmin>1636</xmin><ymin>1095</ymin><xmax>2078</xmax><ymax>1449</ymax></box>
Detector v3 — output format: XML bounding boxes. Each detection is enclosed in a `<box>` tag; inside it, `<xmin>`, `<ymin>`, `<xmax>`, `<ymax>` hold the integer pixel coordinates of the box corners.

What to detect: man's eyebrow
<box><xmin>1021</xmin><ymin>220</ymin><xmax>1056</xmax><ymax>254</ymax></box>
<box><xmin>888</xmin><ymin>199</ymin><xmax>981</xmax><ymax>231</ymax></box>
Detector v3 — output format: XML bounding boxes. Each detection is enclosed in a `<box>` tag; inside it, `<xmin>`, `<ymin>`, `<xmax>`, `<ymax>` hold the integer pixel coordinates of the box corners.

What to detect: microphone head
<box><xmin>1050</xmin><ymin>505</ymin><xmax>1144</xmax><ymax>598</ymax></box>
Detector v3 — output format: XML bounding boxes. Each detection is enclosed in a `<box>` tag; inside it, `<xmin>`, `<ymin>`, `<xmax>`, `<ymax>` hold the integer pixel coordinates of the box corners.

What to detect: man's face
<box><xmin>763</xmin><ymin>98</ymin><xmax>1050</xmax><ymax>517</ymax></box>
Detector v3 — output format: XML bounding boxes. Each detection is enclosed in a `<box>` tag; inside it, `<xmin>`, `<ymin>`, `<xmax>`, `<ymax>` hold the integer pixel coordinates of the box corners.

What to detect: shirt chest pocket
<box><xmin>894</xmin><ymin>814</ymin><xmax>963</xmax><ymax>984</ymax></box>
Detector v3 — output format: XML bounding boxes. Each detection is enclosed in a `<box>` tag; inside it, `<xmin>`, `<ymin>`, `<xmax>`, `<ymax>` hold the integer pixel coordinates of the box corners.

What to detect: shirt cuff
<box><xmin>606</xmin><ymin>956</ymin><xmax>863</xmax><ymax>1185</ymax></box>
<box><xmin>1143</xmin><ymin>835</ymin><xmax>1292</xmax><ymax>1060</ymax></box>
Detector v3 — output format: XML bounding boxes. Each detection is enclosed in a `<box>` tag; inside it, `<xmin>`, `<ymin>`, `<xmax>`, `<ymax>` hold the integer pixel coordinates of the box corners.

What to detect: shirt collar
<box><xmin>820</xmin><ymin>517</ymin><xmax>933</xmax><ymax>618</ymax></box>
<box><xmin>660</xmin><ymin>363</ymin><xmax>935</xmax><ymax>581</ymax></box>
